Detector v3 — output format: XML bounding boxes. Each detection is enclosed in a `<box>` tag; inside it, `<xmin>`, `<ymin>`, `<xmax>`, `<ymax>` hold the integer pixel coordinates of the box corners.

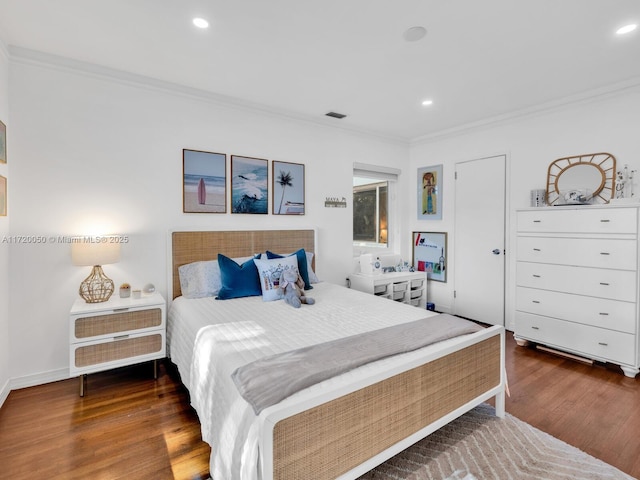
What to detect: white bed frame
<box><xmin>168</xmin><ymin>228</ymin><xmax>506</xmax><ymax>480</ymax></box>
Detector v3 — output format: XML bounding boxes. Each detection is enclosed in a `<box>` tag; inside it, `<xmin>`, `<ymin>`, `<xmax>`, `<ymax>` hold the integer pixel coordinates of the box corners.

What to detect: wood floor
<box><xmin>1</xmin><ymin>332</ymin><xmax>639</xmax><ymax>479</ymax></box>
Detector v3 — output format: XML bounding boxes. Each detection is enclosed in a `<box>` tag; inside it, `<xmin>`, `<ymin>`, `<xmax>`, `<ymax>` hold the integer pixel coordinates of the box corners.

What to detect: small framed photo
<box><xmin>0</xmin><ymin>120</ymin><xmax>6</xmax><ymax>164</ymax></box>
<box><xmin>272</xmin><ymin>160</ymin><xmax>305</xmax><ymax>215</ymax></box>
<box><xmin>231</xmin><ymin>155</ymin><xmax>268</xmax><ymax>214</ymax></box>
<box><xmin>0</xmin><ymin>176</ymin><xmax>6</xmax><ymax>216</ymax></box>
<box><xmin>183</xmin><ymin>149</ymin><xmax>227</xmax><ymax>213</ymax></box>
<box><xmin>413</xmin><ymin>231</ymin><xmax>447</xmax><ymax>282</ymax></box>
<box><xmin>418</xmin><ymin>164</ymin><xmax>443</xmax><ymax>220</ymax></box>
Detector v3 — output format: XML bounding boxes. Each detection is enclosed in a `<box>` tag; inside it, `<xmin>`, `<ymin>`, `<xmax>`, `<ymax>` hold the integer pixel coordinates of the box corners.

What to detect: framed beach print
<box><xmin>0</xmin><ymin>120</ymin><xmax>6</xmax><ymax>164</ymax></box>
<box><xmin>272</xmin><ymin>160</ymin><xmax>305</xmax><ymax>215</ymax></box>
<box><xmin>231</xmin><ymin>155</ymin><xmax>268</xmax><ymax>214</ymax></box>
<box><xmin>183</xmin><ymin>149</ymin><xmax>227</xmax><ymax>213</ymax></box>
<box><xmin>417</xmin><ymin>164</ymin><xmax>442</xmax><ymax>220</ymax></box>
<box><xmin>413</xmin><ymin>231</ymin><xmax>447</xmax><ymax>282</ymax></box>
<box><xmin>0</xmin><ymin>176</ymin><xmax>6</xmax><ymax>216</ymax></box>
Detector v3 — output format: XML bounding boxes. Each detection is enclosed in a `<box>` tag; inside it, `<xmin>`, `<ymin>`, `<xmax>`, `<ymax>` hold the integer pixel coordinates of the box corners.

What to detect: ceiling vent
<box><xmin>325</xmin><ymin>111</ymin><xmax>347</xmax><ymax>119</ymax></box>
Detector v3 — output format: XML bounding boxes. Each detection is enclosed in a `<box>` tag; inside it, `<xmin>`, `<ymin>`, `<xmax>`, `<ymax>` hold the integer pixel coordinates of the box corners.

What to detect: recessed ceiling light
<box><xmin>403</xmin><ymin>26</ymin><xmax>427</xmax><ymax>42</ymax></box>
<box><xmin>421</xmin><ymin>99</ymin><xmax>433</xmax><ymax>106</ymax></box>
<box><xmin>193</xmin><ymin>17</ymin><xmax>209</xmax><ymax>29</ymax></box>
<box><xmin>616</xmin><ymin>24</ymin><xmax>637</xmax><ymax>35</ymax></box>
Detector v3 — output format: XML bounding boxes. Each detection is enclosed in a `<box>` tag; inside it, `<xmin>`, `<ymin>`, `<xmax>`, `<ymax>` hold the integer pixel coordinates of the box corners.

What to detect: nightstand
<box><xmin>69</xmin><ymin>292</ymin><xmax>166</xmax><ymax>396</ymax></box>
<box><xmin>348</xmin><ymin>271</ymin><xmax>427</xmax><ymax>308</ymax></box>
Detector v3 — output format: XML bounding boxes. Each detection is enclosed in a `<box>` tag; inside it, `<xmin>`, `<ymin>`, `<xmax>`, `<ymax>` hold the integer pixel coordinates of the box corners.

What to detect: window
<box><xmin>353</xmin><ymin>163</ymin><xmax>399</xmax><ymax>251</ymax></box>
<box><xmin>353</xmin><ymin>179</ymin><xmax>388</xmax><ymax>246</ymax></box>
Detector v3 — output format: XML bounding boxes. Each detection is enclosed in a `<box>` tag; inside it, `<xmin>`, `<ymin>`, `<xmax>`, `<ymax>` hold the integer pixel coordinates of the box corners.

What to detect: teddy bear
<box><xmin>278</xmin><ymin>268</ymin><xmax>315</xmax><ymax>308</ymax></box>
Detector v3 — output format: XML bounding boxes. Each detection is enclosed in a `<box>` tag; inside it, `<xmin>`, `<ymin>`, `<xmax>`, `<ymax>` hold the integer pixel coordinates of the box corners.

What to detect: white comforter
<box><xmin>167</xmin><ymin>282</ymin><xmax>441</xmax><ymax>479</ymax></box>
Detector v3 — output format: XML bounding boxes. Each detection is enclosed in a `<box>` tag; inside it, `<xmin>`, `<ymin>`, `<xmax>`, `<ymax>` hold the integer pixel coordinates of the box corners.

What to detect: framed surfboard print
<box><xmin>183</xmin><ymin>149</ymin><xmax>227</xmax><ymax>213</ymax></box>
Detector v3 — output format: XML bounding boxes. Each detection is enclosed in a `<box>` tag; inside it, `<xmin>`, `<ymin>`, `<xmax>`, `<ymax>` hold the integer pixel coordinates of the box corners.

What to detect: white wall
<box><xmin>6</xmin><ymin>52</ymin><xmax>410</xmax><ymax>384</ymax></box>
<box><xmin>6</xmin><ymin>47</ymin><xmax>639</xmax><ymax>389</ymax></box>
<box><xmin>0</xmin><ymin>38</ymin><xmax>9</xmax><ymax>404</ymax></box>
<box><xmin>409</xmin><ymin>87</ymin><xmax>640</xmax><ymax>329</ymax></box>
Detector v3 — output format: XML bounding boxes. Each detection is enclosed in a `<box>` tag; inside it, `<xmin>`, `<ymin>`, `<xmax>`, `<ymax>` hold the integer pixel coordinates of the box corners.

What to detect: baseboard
<box><xmin>0</xmin><ymin>377</ymin><xmax>10</xmax><ymax>409</ymax></box>
<box><xmin>8</xmin><ymin>368</ymin><xmax>69</xmax><ymax>392</ymax></box>
<box><xmin>0</xmin><ymin>369</ymin><xmax>70</xmax><ymax>409</ymax></box>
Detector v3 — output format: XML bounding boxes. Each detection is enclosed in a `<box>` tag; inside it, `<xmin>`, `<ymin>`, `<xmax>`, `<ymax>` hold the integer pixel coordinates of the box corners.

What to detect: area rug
<box><xmin>357</xmin><ymin>403</ymin><xmax>635</xmax><ymax>480</ymax></box>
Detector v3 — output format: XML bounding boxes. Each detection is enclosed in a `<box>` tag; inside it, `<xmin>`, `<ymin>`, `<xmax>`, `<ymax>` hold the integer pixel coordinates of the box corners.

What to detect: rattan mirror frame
<box><xmin>546</xmin><ymin>152</ymin><xmax>616</xmax><ymax>206</ymax></box>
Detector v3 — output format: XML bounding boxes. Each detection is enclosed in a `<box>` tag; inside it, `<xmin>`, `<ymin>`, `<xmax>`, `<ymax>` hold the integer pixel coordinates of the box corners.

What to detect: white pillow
<box><xmin>253</xmin><ymin>255</ymin><xmax>299</xmax><ymax>302</ymax></box>
<box><xmin>178</xmin><ymin>256</ymin><xmax>254</xmax><ymax>298</ymax></box>
<box><xmin>305</xmin><ymin>252</ymin><xmax>320</xmax><ymax>283</ymax></box>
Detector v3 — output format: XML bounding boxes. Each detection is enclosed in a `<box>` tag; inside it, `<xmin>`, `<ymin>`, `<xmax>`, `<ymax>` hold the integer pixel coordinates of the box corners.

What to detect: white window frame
<box><xmin>353</xmin><ymin>162</ymin><xmax>400</xmax><ymax>256</ymax></box>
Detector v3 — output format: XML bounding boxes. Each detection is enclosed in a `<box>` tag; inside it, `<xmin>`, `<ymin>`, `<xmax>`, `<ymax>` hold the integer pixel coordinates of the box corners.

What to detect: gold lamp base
<box><xmin>79</xmin><ymin>265</ymin><xmax>115</xmax><ymax>303</ymax></box>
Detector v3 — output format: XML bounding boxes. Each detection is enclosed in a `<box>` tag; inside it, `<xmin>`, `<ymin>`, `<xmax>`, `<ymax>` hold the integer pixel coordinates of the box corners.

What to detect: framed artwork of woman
<box><xmin>417</xmin><ymin>165</ymin><xmax>443</xmax><ymax>220</ymax></box>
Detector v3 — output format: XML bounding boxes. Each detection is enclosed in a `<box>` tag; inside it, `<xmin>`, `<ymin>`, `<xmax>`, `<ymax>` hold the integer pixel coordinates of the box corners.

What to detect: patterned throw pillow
<box><xmin>265</xmin><ymin>248</ymin><xmax>314</xmax><ymax>290</ymax></box>
<box><xmin>253</xmin><ymin>255</ymin><xmax>299</xmax><ymax>301</ymax></box>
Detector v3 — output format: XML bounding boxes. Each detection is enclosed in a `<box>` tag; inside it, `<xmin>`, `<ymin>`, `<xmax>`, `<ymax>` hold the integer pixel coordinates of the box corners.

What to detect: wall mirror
<box><xmin>546</xmin><ymin>153</ymin><xmax>616</xmax><ymax>205</ymax></box>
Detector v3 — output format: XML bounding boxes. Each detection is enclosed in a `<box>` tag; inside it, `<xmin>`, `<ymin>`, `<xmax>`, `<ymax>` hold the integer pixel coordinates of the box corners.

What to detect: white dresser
<box><xmin>515</xmin><ymin>205</ymin><xmax>640</xmax><ymax>377</ymax></box>
<box><xmin>348</xmin><ymin>271</ymin><xmax>427</xmax><ymax>308</ymax></box>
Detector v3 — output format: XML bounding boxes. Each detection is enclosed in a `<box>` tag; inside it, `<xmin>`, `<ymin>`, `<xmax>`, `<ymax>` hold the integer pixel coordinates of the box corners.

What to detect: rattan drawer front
<box><xmin>75</xmin><ymin>334</ymin><xmax>163</xmax><ymax>368</ymax></box>
<box><xmin>75</xmin><ymin>308</ymin><xmax>162</xmax><ymax>339</ymax></box>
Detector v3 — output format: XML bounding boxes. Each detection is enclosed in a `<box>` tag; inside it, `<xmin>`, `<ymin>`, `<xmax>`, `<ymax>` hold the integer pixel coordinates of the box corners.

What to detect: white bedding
<box><xmin>168</xmin><ymin>282</ymin><xmax>466</xmax><ymax>479</ymax></box>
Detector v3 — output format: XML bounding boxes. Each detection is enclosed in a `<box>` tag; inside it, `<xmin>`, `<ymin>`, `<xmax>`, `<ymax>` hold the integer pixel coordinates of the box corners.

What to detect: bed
<box><xmin>167</xmin><ymin>229</ymin><xmax>505</xmax><ymax>480</ymax></box>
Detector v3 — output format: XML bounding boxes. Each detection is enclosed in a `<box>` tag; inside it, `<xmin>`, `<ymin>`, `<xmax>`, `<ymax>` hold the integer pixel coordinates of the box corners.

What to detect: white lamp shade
<box><xmin>71</xmin><ymin>239</ymin><xmax>121</xmax><ymax>266</ymax></box>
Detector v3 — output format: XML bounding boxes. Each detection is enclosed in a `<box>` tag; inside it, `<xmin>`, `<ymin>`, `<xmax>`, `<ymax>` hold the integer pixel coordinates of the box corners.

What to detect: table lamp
<box><xmin>71</xmin><ymin>238</ymin><xmax>121</xmax><ymax>303</ymax></box>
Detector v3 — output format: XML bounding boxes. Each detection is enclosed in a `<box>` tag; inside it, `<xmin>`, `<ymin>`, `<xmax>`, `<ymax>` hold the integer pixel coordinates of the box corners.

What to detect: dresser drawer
<box><xmin>73</xmin><ymin>307</ymin><xmax>163</xmax><ymax>340</ymax></box>
<box><xmin>516</xmin><ymin>287</ymin><xmax>636</xmax><ymax>333</ymax></box>
<box><xmin>517</xmin><ymin>236</ymin><xmax>637</xmax><ymax>270</ymax></box>
<box><xmin>517</xmin><ymin>208</ymin><xmax>637</xmax><ymax>234</ymax></box>
<box><xmin>70</xmin><ymin>331</ymin><xmax>165</xmax><ymax>375</ymax></box>
<box><xmin>516</xmin><ymin>262</ymin><xmax>637</xmax><ymax>302</ymax></box>
<box><xmin>515</xmin><ymin>312</ymin><xmax>636</xmax><ymax>365</ymax></box>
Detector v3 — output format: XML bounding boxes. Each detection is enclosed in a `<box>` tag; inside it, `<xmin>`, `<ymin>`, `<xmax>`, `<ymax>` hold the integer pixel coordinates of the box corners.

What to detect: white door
<box><xmin>454</xmin><ymin>155</ymin><xmax>506</xmax><ymax>326</ymax></box>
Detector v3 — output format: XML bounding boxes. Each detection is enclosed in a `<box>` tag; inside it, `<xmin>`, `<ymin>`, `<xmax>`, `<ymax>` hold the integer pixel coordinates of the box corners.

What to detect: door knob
<box><xmin>492</xmin><ymin>249</ymin><xmax>501</xmax><ymax>255</ymax></box>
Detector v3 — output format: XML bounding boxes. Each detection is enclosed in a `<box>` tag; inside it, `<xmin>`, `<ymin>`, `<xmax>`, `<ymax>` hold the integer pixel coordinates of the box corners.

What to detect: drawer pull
<box><xmin>532</xmin><ymin>274</ymin><xmax>541</xmax><ymax>278</ymax></box>
<box><xmin>600</xmin><ymin>219</ymin><xmax>611</xmax><ymax>223</ymax></box>
<box><xmin>599</xmin><ymin>312</ymin><xmax>609</xmax><ymax>316</ymax></box>
<box><xmin>533</xmin><ymin>220</ymin><xmax>541</xmax><ymax>223</ymax></box>
<box><xmin>600</xmin><ymin>282</ymin><xmax>610</xmax><ymax>286</ymax></box>
<box><xmin>531</xmin><ymin>326</ymin><xmax>540</xmax><ymax>330</ymax></box>
<box><xmin>113</xmin><ymin>307</ymin><xmax>130</xmax><ymax>312</ymax></box>
<box><xmin>114</xmin><ymin>334</ymin><xmax>130</xmax><ymax>340</ymax></box>
<box><xmin>532</xmin><ymin>300</ymin><xmax>540</xmax><ymax>304</ymax></box>
<box><xmin>533</xmin><ymin>248</ymin><xmax>541</xmax><ymax>252</ymax></box>
<box><xmin>600</xmin><ymin>252</ymin><xmax>610</xmax><ymax>256</ymax></box>
<box><xmin>598</xmin><ymin>342</ymin><xmax>608</xmax><ymax>346</ymax></box>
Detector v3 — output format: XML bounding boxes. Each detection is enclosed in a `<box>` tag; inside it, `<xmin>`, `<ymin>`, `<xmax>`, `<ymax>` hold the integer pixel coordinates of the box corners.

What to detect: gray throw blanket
<box><xmin>231</xmin><ymin>314</ymin><xmax>483</xmax><ymax>414</ymax></box>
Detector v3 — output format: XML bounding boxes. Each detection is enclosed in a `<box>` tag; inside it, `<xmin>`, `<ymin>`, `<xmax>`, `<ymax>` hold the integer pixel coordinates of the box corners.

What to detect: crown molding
<box><xmin>411</xmin><ymin>76</ymin><xmax>640</xmax><ymax>145</ymax></box>
<box><xmin>12</xmin><ymin>45</ymin><xmax>637</xmax><ymax>148</ymax></box>
<box><xmin>8</xmin><ymin>46</ymin><xmax>408</xmax><ymax>147</ymax></box>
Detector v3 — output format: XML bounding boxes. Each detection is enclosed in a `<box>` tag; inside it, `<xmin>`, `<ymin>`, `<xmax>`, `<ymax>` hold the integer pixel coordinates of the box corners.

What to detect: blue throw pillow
<box><xmin>266</xmin><ymin>249</ymin><xmax>313</xmax><ymax>290</ymax></box>
<box><xmin>216</xmin><ymin>253</ymin><xmax>262</xmax><ymax>300</ymax></box>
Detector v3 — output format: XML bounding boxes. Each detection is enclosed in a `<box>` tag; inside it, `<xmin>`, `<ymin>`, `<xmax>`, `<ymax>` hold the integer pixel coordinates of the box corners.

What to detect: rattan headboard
<box><xmin>170</xmin><ymin>229</ymin><xmax>316</xmax><ymax>299</ymax></box>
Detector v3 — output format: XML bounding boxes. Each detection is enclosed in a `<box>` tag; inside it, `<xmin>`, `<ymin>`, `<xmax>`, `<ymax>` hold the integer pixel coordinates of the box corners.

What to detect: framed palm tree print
<box><xmin>273</xmin><ymin>160</ymin><xmax>305</xmax><ymax>215</ymax></box>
